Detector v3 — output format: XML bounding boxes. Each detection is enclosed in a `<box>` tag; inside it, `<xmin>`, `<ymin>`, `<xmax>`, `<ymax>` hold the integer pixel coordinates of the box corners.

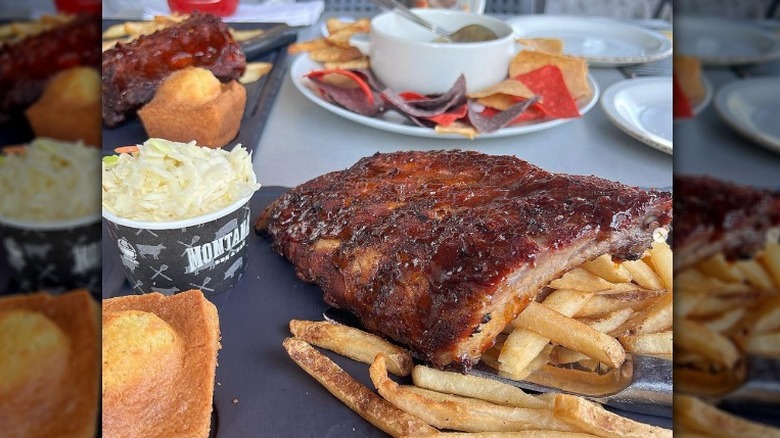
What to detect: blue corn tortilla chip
<box><xmin>381</xmin><ymin>75</ymin><xmax>467</xmax><ymax>118</ymax></box>
<box><xmin>468</xmin><ymin>96</ymin><xmax>540</xmax><ymax>134</ymax></box>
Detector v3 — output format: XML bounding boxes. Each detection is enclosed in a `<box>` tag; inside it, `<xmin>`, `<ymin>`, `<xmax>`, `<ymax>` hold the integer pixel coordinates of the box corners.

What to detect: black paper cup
<box><xmin>102</xmin><ymin>195</ymin><xmax>253</xmax><ymax>297</ymax></box>
<box><xmin>0</xmin><ymin>215</ymin><xmax>102</xmax><ymax>295</ymax></box>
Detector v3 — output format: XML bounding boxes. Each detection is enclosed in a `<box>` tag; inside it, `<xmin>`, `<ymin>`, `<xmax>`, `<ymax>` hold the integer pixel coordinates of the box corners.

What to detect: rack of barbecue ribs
<box><xmin>674</xmin><ymin>175</ymin><xmax>780</xmax><ymax>271</ymax></box>
<box><xmin>101</xmin><ymin>12</ymin><xmax>246</xmax><ymax>127</ymax></box>
<box><xmin>256</xmin><ymin>150</ymin><xmax>673</xmax><ymax>371</ymax></box>
<box><xmin>0</xmin><ymin>14</ymin><xmax>100</xmax><ymax>124</ymax></box>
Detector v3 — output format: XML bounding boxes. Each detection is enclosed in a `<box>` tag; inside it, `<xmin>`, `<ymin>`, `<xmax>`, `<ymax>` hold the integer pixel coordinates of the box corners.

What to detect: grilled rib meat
<box><xmin>674</xmin><ymin>175</ymin><xmax>780</xmax><ymax>270</ymax></box>
<box><xmin>0</xmin><ymin>14</ymin><xmax>100</xmax><ymax>123</ymax></box>
<box><xmin>101</xmin><ymin>12</ymin><xmax>246</xmax><ymax>127</ymax></box>
<box><xmin>258</xmin><ymin>151</ymin><xmax>672</xmax><ymax>370</ymax></box>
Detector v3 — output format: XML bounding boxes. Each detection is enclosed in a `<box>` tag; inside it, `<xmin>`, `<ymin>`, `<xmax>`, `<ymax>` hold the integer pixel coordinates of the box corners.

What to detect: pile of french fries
<box><xmin>101</xmin><ymin>15</ymin><xmax>272</xmax><ymax>84</ymax></box>
<box><xmin>287</xmin><ymin>18</ymin><xmax>370</xmax><ymax>70</ymax></box>
<box><xmin>284</xmin><ymin>319</ymin><xmax>671</xmax><ymax>437</ymax></box>
<box><xmin>675</xmin><ymin>240</ymin><xmax>780</xmax><ymax>388</ymax></box>
<box><xmin>0</xmin><ymin>14</ymin><xmax>74</xmax><ymax>46</ymax></box>
<box><xmin>486</xmin><ymin>241</ymin><xmax>673</xmax><ymax>384</ymax></box>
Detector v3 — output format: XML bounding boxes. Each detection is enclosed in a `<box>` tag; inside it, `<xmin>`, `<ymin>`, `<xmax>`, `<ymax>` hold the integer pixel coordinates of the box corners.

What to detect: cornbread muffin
<box><xmin>24</xmin><ymin>67</ymin><xmax>102</xmax><ymax>147</ymax></box>
<box><xmin>0</xmin><ymin>290</ymin><xmax>99</xmax><ymax>438</ymax></box>
<box><xmin>102</xmin><ymin>290</ymin><xmax>220</xmax><ymax>438</ymax></box>
<box><xmin>138</xmin><ymin>67</ymin><xmax>247</xmax><ymax>148</ymax></box>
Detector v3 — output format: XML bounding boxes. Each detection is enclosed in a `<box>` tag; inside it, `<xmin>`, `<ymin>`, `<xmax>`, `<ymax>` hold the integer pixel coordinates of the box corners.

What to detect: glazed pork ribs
<box><xmin>257</xmin><ymin>151</ymin><xmax>672</xmax><ymax>370</ymax></box>
<box><xmin>101</xmin><ymin>12</ymin><xmax>246</xmax><ymax>127</ymax></box>
<box><xmin>674</xmin><ymin>175</ymin><xmax>780</xmax><ymax>271</ymax></box>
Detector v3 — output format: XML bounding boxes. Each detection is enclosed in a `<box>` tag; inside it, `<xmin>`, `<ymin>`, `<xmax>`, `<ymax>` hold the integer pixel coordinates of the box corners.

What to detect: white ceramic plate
<box><xmin>675</xmin><ymin>17</ymin><xmax>780</xmax><ymax>66</ymax></box>
<box><xmin>715</xmin><ymin>77</ymin><xmax>780</xmax><ymax>154</ymax></box>
<box><xmin>601</xmin><ymin>77</ymin><xmax>672</xmax><ymax>154</ymax></box>
<box><xmin>290</xmin><ymin>55</ymin><xmax>600</xmax><ymax>140</ymax></box>
<box><xmin>506</xmin><ymin>15</ymin><xmax>672</xmax><ymax>66</ymax></box>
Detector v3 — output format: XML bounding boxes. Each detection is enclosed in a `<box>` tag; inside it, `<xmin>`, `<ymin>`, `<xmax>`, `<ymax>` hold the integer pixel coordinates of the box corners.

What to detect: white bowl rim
<box><xmin>102</xmin><ymin>192</ymin><xmax>254</xmax><ymax>230</ymax></box>
<box><xmin>371</xmin><ymin>8</ymin><xmax>514</xmax><ymax>46</ymax></box>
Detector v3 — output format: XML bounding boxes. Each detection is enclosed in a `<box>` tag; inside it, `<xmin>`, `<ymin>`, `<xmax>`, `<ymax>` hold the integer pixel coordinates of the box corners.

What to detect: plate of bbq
<box><xmin>102</xmin><ymin>146</ymin><xmax>679</xmax><ymax>435</ymax></box>
<box><xmin>288</xmin><ymin>18</ymin><xmax>599</xmax><ymax>140</ymax></box>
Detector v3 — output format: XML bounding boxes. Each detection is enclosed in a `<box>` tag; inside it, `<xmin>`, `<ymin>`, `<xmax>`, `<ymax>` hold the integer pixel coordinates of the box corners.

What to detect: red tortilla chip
<box><xmin>673</xmin><ymin>73</ymin><xmax>693</xmax><ymax>119</ymax></box>
<box><xmin>514</xmin><ymin>65</ymin><xmax>581</xmax><ymax>119</ymax></box>
<box><xmin>480</xmin><ymin>103</ymin><xmax>545</xmax><ymax>125</ymax></box>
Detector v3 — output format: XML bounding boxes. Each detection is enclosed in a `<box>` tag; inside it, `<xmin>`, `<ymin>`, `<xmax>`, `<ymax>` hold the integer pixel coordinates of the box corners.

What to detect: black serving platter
<box><xmin>102</xmin><ymin>187</ymin><xmax>674</xmax><ymax>436</ymax></box>
<box><xmin>100</xmin><ymin>20</ymin><xmax>296</xmax><ymax>154</ymax></box>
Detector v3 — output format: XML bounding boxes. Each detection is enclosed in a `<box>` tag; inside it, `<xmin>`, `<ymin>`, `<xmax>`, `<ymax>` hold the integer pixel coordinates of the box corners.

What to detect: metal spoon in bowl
<box><xmin>372</xmin><ymin>0</ymin><xmax>498</xmax><ymax>43</ymax></box>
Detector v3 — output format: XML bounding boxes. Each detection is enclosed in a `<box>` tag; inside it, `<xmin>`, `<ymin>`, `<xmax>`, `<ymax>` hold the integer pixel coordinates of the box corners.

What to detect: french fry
<box><xmin>673</xmin><ymin>287</ymin><xmax>706</xmax><ymax>318</ymax></box>
<box><xmin>230</xmin><ymin>28</ymin><xmax>264</xmax><ymax>42</ymax></box>
<box><xmin>735</xmin><ymin>258</ymin><xmax>774</xmax><ymax>289</ymax></box>
<box><xmin>700</xmin><ymin>308</ymin><xmax>746</xmax><ymax>333</ymax></box>
<box><xmin>696</xmin><ymin>253</ymin><xmax>744</xmax><ymax>283</ymax></box>
<box><xmin>411</xmin><ymin>365</ymin><xmax>547</xmax><ymax>409</ymax></box>
<box><xmin>123</xmin><ymin>20</ymin><xmax>165</xmax><ymax>38</ymax></box>
<box><xmin>647</xmin><ymin>241</ymin><xmax>673</xmax><ymax>291</ymax></box>
<box><xmin>548</xmin><ymin>268</ymin><xmax>614</xmax><ymax>292</ymax></box>
<box><xmin>675</xmin><ymin>268</ymin><xmax>727</xmax><ymax>292</ymax></box>
<box><xmin>618</xmin><ymin>331</ymin><xmax>672</xmax><ymax>356</ymax></box>
<box><xmin>621</xmin><ymin>259</ymin><xmax>663</xmax><ymax>290</ymax></box>
<box><xmin>405</xmin><ymin>387</ymin><xmax>576</xmax><ymax>431</ymax></box>
<box><xmin>283</xmin><ymin>338</ymin><xmax>435</xmax><ymax>438</ymax></box>
<box><xmin>371</xmin><ymin>354</ymin><xmax>577</xmax><ymax>433</ymax></box>
<box><xmin>676</xmin><ymin>319</ymin><xmax>740</xmax><ymax>368</ymax></box>
<box><xmin>581</xmin><ymin>255</ymin><xmax>632</xmax><ymax>284</ymax></box>
<box><xmin>513</xmin><ymin>302</ymin><xmax>626</xmax><ymax>368</ymax></box>
<box><xmin>674</xmin><ymin>395</ymin><xmax>780</xmax><ymax>438</ymax></box>
<box><xmin>289</xmin><ymin>319</ymin><xmax>413</xmax><ymax>376</ymax></box>
<box><xmin>482</xmin><ymin>344</ymin><xmax>552</xmax><ymax>380</ymax></box>
<box><xmin>576</xmin><ymin>291</ymin><xmax>663</xmax><ymax>319</ymax></box>
<box><xmin>102</xmin><ymin>22</ymin><xmax>129</xmax><ymax>39</ymax></box>
<box><xmin>758</xmin><ymin>242</ymin><xmax>780</xmax><ymax>287</ymax></box>
<box><xmin>687</xmin><ymin>291</ymin><xmax>758</xmax><ymax>318</ymax></box>
<box><xmin>609</xmin><ymin>293</ymin><xmax>672</xmax><ymax>337</ymax></box>
<box><xmin>500</xmin><ymin>290</ymin><xmax>593</xmax><ymax>375</ymax></box>
<box><xmin>740</xmin><ymin>332</ymin><xmax>780</xmax><ymax>359</ymax></box>
<box><xmin>578</xmin><ymin>308</ymin><xmax>634</xmax><ymax>334</ymax></box>
<box><xmin>239</xmin><ymin>62</ymin><xmax>273</xmax><ymax>85</ymax></box>
<box><xmin>553</xmin><ymin>394</ymin><xmax>672</xmax><ymax>438</ymax></box>
<box><xmin>742</xmin><ymin>295</ymin><xmax>780</xmax><ymax>333</ymax></box>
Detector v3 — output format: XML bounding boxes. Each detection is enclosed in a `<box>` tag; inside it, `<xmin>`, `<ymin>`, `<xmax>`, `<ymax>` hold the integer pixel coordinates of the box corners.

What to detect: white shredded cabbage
<box><xmin>0</xmin><ymin>138</ymin><xmax>100</xmax><ymax>221</ymax></box>
<box><xmin>102</xmin><ymin>138</ymin><xmax>260</xmax><ymax>222</ymax></box>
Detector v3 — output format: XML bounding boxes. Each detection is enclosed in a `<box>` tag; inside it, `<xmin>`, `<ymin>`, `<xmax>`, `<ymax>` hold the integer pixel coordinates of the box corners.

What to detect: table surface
<box><xmin>675</xmin><ymin>19</ymin><xmax>780</xmax><ymax>188</ymax></box>
<box><xmin>675</xmin><ymin>65</ymin><xmax>780</xmax><ymax>188</ymax></box>
<box><xmin>252</xmin><ymin>15</ymin><xmax>674</xmax><ymax>190</ymax></box>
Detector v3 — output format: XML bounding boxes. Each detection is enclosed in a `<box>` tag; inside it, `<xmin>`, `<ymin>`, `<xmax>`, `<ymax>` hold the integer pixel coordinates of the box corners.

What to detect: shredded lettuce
<box><xmin>102</xmin><ymin>139</ymin><xmax>260</xmax><ymax>222</ymax></box>
<box><xmin>0</xmin><ymin>138</ymin><xmax>99</xmax><ymax>221</ymax></box>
